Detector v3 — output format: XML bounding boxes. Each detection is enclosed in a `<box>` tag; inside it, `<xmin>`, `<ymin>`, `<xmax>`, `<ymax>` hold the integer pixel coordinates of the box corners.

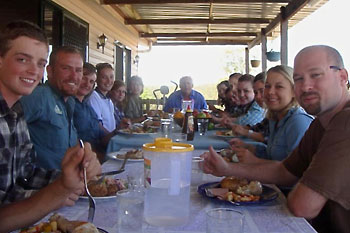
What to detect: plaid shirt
<box><xmin>237</xmin><ymin>101</ymin><xmax>265</xmax><ymax>126</ymax></box>
<box><xmin>0</xmin><ymin>94</ymin><xmax>59</xmax><ymax>204</ymax></box>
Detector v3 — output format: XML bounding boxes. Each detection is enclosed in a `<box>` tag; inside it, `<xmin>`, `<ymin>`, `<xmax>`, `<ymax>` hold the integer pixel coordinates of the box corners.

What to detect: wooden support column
<box><xmin>280</xmin><ymin>6</ymin><xmax>288</xmax><ymax>65</ymax></box>
<box><xmin>245</xmin><ymin>47</ymin><xmax>250</xmax><ymax>74</ymax></box>
<box><xmin>261</xmin><ymin>29</ymin><xmax>267</xmax><ymax>72</ymax></box>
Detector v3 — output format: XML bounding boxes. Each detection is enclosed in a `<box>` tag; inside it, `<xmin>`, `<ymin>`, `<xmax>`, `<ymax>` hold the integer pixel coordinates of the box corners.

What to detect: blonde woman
<box><xmin>230</xmin><ymin>65</ymin><xmax>314</xmax><ymax>163</ymax></box>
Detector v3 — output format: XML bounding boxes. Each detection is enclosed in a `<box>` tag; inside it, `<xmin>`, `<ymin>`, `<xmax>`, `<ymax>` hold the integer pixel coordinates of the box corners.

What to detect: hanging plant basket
<box><xmin>250</xmin><ymin>59</ymin><xmax>260</xmax><ymax>67</ymax></box>
<box><xmin>266</xmin><ymin>51</ymin><xmax>280</xmax><ymax>62</ymax></box>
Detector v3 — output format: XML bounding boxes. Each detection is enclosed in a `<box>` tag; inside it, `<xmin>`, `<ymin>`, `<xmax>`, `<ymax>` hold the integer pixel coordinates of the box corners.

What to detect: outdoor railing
<box><xmin>142</xmin><ymin>99</ymin><xmax>217</xmax><ymax>111</ymax></box>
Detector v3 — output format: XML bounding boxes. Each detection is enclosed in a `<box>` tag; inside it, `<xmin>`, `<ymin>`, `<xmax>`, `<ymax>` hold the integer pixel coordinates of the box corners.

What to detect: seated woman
<box><xmin>108</xmin><ymin>80</ymin><xmax>131</xmax><ymax>129</ymax></box>
<box><xmin>230</xmin><ymin>65</ymin><xmax>314</xmax><ymax>163</ymax></box>
<box><xmin>223</xmin><ymin>74</ymin><xmax>265</xmax><ymax>127</ymax></box>
<box><xmin>209</xmin><ymin>80</ymin><xmax>230</xmax><ymax>113</ymax></box>
<box><xmin>125</xmin><ymin>76</ymin><xmax>146</xmax><ymax>123</ymax></box>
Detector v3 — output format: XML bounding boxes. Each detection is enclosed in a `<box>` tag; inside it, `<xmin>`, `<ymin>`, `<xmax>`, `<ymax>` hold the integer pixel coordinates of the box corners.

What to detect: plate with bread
<box><xmin>198</xmin><ymin>176</ymin><xmax>278</xmax><ymax>206</ymax></box>
<box><xmin>20</xmin><ymin>213</ymin><xmax>107</xmax><ymax>233</ymax></box>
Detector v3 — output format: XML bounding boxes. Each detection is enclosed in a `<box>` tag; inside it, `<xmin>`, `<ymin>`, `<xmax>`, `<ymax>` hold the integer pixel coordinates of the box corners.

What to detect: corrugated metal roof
<box><xmin>100</xmin><ymin>0</ymin><xmax>328</xmax><ymax>47</ymax></box>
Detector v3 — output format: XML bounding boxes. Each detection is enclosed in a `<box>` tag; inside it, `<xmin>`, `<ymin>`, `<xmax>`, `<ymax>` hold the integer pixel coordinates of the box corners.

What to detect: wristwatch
<box><xmin>248</xmin><ymin>129</ymin><xmax>253</xmax><ymax>137</ymax></box>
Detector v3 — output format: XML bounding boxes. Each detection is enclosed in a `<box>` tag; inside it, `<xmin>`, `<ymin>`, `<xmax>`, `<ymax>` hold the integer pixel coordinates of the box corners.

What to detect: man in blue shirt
<box><xmin>20</xmin><ymin>46</ymin><xmax>83</xmax><ymax>169</ymax></box>
<box><xmin>164</xmin><ymin>76</ymin><xmax>207</xmax><ymax>112</ymax></box>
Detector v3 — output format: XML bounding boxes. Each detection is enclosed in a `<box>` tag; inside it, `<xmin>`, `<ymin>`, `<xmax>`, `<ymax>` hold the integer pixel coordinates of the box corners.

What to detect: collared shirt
<box><xmin>236</xmin><ymin>101</ymin><xmax>265</xmax><ymax>126</ymax></box>
<box><xmin>73</xmin><ymin>98</ymin><xmax>106</xmax><ymax>147</ymax></box>
<box><xmin>87</xmin><ymin>89</ymin><xmax>116</xmax><ymax>132</ymax></box>
<box><xmin>114</xmin><ymin>105</ymin><xmax>125</xmax><ymax>128</ymax></box>
<box><xmin>0</xmin><ymin>93</ymin><xmax>59</xmax><ymax>203</ymax></box>
<box><xmin>20</xmin><ymin>82</ymin><xmax>78</xmax><ymax>169</ymax></box>
<box><xmin>163</xmin><ymin>90</ymin><xmax>208</xmax><ymax>112</ymax></box>
<box><xmin>256</xmin><ymin>107</ymin><xmax>314</xmax><ymax>161</ymax></box>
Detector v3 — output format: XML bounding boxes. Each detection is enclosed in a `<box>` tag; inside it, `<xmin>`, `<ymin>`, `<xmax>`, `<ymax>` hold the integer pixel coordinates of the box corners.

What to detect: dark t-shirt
<box><xmin>283</xmin><ymin>103</ymin><xmax>350</xmax><ymax>233</ymax></box>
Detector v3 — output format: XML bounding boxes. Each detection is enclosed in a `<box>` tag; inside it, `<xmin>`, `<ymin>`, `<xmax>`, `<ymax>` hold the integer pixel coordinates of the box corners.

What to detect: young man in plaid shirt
<box><xmin>0</xmin><ymin>21</ymin><xmax>101</xmax><ymax>232</ymax></box>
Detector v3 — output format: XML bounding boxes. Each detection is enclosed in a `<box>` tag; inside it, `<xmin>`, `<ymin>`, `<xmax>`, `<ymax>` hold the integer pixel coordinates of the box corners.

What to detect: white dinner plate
<box><xmin>79</xmin><ymin>195</ymin><xmax>117</xmax><ymax>200</ymax></box>
<box><xmin>106</xmin><ymin>151</ymin><xmax>144</xmax><ymax>162</ymax></box>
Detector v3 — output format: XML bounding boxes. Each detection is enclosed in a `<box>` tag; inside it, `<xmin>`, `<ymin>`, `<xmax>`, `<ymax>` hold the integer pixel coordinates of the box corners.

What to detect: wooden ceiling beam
<box><xmin>125</xmin><ymin>18</ymin><xmax>271</xmax><ymax>25</ymax></box>
<box><xmin>141</xmin><ymin>32</ymin><xmax>258</xmax><ymax>37</ymax></box>
<box><xmin>153</xmin><ymin>40</ymin><xmax>249</xmax><ymax>46</ymax></box>
<box><xmin>102</xmin><ymin>0</ymin><xmax>291</xmax><ymax>4</ymax></box>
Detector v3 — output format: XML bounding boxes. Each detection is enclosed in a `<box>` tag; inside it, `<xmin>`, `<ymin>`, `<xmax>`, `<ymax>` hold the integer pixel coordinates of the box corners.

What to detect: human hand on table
<box><xmin>234</xmin><ymin>147</ymin><xmax>261</xmax><ymax>164</ymax></box>
<box><xmin>120</xmin><ymin>118</ymin><xmax>132</xmax><ymax>129</ymax></box>
<box><xmin>201</xmin><ymin>146</ymin><xmax>230</xmax><ymax>177</ymax></box>
<box><xmin>231</xmin><ymin>124</ymin><xmax>248</xmax><ymax>137</ymax></box>
<box><xmin>229</xmin><ymin>138</ymin><xmax>246</xmax><ymax>150</ymax></box>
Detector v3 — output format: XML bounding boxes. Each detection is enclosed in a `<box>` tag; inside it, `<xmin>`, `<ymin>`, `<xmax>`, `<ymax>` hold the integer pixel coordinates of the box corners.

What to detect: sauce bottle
<box><xmin>182</xmin><ymin>105</ymin><xmax>195</xmax><ymax>141</ymax></box>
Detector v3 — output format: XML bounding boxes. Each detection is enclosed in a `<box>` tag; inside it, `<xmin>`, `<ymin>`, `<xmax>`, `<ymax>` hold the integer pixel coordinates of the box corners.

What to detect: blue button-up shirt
<box><xmin>163</xmin><ymin>90</ymin><xmax>207</xmax><ymax>112</ymax></box>
<box><xmin>20</xmin><ymin>82</ymin><xmax>78</xmax><ymax>169</ymax></box>
<box><xmin>74</xmin><ymin>98</ymin><xmax>106</xmax><ymax>148</ymax></box>
<box><xmin>256</xmin><ymin>107</ymin><xmax>314</xmax><ymax>161</ymax></box>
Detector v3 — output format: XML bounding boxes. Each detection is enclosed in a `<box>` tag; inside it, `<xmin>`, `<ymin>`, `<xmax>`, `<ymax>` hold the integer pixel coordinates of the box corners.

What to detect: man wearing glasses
<box><xmin>202</xmin><ymin>45</ymin><xmax>350</xmax><ymax>233</ymax></box>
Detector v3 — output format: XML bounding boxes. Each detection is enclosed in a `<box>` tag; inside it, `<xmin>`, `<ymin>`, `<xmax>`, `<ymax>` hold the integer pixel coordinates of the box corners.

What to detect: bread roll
<box><xmin>220</xmin><ymin>176</ymin><xmax>248</xmax><ymax>192</ymax></box>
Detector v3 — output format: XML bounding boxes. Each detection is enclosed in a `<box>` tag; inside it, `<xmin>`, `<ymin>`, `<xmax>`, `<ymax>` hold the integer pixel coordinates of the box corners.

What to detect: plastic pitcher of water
<box><xmin>143</xmin><ymin>138</ymin><xmax>194</xmax><ymax>226</ymax></box>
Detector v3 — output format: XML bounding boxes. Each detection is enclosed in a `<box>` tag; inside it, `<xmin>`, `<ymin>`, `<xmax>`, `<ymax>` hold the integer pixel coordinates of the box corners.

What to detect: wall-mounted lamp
<box><xmin>133</xmin><ymin>55</ymin><xmax>140</xmax><ymax>65</ymax></box>
<box><xmin>97</xmin><ymin>33</ymin><xmax>108</xmax><ymax>53</ymax></box>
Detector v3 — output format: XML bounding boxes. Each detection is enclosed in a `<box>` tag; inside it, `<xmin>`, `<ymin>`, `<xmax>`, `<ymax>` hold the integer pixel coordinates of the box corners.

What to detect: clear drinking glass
<box><xmin>197</xmin><ymin>118</ymin><xmax>209</xmax><ymax>136</ymax></box>
<box><xmin>206</xmin><ymin>208</ymin><xmax>244</xmax><ymax>233</ymax></box>
<box><xmin>161</xmin><ymin>118</ymin><xmax>172</xmax><ymax>138</ymax></box>
<box><xmin>116</xmin><ymin>189</ymin><xmax>144</xmax><ymax>233</ymax></box>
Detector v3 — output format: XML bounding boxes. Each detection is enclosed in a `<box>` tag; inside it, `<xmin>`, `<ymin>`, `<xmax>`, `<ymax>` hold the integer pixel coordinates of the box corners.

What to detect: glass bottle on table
<box><xmin>182</xmin><ymin>105</ymin><xmax>194</xmax><ymax>141</ymax></box>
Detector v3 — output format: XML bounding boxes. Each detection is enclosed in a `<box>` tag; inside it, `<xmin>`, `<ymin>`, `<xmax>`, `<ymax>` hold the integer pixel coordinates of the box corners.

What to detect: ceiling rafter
<box><xmin>102</xmin><ymin>0</ymin><xmax>291</xmax><ymax>4</ymax></box>
<box><xmin>103</xmin><ymin>0</ymin><xmax>328</xmax><ymax>47</ymax></box>
<box><xmin>140</xmin><ymin>32</ymin><xmax>258</xmax><ymax>38</ymax></box>
<box><xmin>125</xmin><ymin>18</ymin><xmax>271</xmax><ymax>25</ymax></box>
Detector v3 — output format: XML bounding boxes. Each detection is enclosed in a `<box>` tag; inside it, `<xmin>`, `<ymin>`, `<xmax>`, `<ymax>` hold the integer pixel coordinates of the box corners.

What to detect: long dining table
<box><xmin>24</xmin><ymin>149</ymin><xmax>317</xmax><ymax>233</ymax></box>
<box><xmin>106</xmin><ymin>128</ymin><xmax>266</xmax><ymax>155</ymax></box>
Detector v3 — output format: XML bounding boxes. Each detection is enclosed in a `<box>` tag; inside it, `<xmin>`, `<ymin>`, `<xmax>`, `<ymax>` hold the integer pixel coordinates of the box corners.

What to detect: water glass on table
<box><xmin>161</xmin><ymin>118</ymin><xmax>172</xmax><ymax>138</ymax></box>
<box><xmin>191</xmin><ymin>156</ymin><xmax>204</xmax><ymax>186</ymax></box>
<box><xmin>197</xmin><ymin>118</ymin><xmax>209</xmax><ymax>136</ymax></box>
<box><xmin>206</xmin><ymin>208</ymin><xmax>244</xmax><ymax>233</ymax></box>
<box><xmin>116</xmin><ymin>189</ymin><xmax>144</xmax><ymax>233</ymax></box>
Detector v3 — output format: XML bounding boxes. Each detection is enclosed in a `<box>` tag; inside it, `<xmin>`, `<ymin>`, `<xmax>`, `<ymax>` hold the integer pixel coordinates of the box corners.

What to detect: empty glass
<box><xmin>191</xmin><ymin>156</ymin><xmax>204</xmax><ymax>186</ymax></box>
<box><xmin>116</xmin><ymin>189</ymin><xmax>144</xmax><ymax>233</ymax></box>
<box><xmin>206</xmin><ymin>208</ymin><xmax>244</xmax><ymax>233</ymax></box>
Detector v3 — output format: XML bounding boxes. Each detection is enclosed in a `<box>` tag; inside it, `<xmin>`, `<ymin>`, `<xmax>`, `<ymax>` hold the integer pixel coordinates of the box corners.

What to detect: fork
<box><xmin>79</xmin><ymin>139</ymin><xmax>96</xmax><ymax>223</ymax></box>
<box><xmin>94</xmin><ymin>152</ymin><xmax>129</xmax><ymax>184</ymax></box>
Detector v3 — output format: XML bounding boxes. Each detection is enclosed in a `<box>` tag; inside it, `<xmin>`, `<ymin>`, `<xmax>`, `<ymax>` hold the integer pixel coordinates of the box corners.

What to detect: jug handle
<box><xmin>169</xmin><ymin>159</ymin><xmax>181</xmax><ymax>195</ymax></box>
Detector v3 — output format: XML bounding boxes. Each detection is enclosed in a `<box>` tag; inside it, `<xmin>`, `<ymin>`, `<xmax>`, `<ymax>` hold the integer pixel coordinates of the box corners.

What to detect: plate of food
<box><xmin>215</xmin><ymin>130</ymin><xmax>238</xmax><ymax>138</ymax></box>
<box><xmin>117</xmin><ymin>126</ymin><xmax>158</xmax><ymax>135</ymax></box>
<box><xmin>80</xmin><ymin>177</ymin><xmax>127</xmax><ymax>200</ymax></box>
<box><xmin>198</xmin><ymin>176</ymin><xmax>278</xmax><ymax>206</ymax></box>
<box><xmin>20</xmin><ymin>213</ymin><xmax>107</xmax><ymax>233</ymax></box>
<box><xmin>107</xmin><ymin>149</ymin><xmax>144</xmax><ymax>162</ymax></box>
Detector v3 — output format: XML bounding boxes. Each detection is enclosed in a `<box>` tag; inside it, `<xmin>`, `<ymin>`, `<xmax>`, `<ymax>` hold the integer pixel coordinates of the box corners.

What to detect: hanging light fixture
<box><xmin>97</xmin><ymin>33</ymin><xmax>108</xmax><ymax>53</ymax></box>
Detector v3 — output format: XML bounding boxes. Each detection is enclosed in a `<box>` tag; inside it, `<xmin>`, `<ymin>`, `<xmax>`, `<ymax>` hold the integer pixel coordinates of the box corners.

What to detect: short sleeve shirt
<box><xmin>163</xmin><ymin>90</ymin><xmax>208</xmax><ymax>112</ymax></box>
<box><xmin>20</xmin><ymin>83</ymin><xmax>77</xmax><ymax>169</ymax></box>
<box><xmin>283</xmin><ymin>103</ymin><xmax>350</xmax><ymax>233</ymax></box>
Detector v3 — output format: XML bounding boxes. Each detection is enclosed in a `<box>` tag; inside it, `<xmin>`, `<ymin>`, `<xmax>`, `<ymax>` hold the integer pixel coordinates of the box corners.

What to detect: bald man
<box><xmin>164</xmin><ymin>76</ymin><xmax>207</xmax><ymax>112</ymax></box>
